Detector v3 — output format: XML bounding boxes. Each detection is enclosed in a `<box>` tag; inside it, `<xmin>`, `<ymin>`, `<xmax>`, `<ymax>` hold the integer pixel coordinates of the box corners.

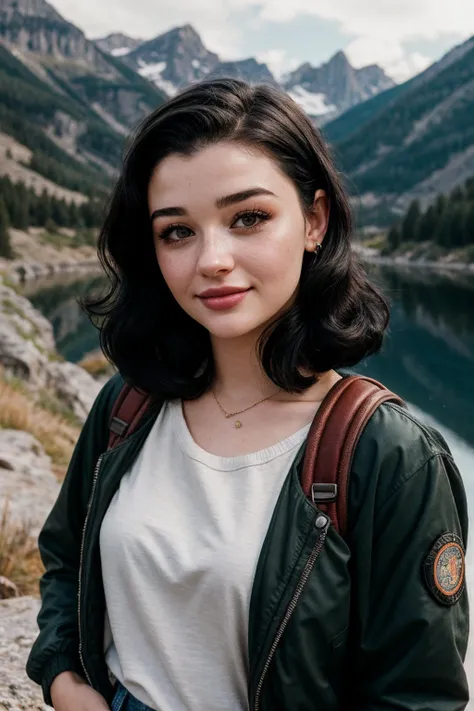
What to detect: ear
<box><xmin>305</xmin><ymin>189</ymin><xmax>330</xmax><ymax>253</ymax></box>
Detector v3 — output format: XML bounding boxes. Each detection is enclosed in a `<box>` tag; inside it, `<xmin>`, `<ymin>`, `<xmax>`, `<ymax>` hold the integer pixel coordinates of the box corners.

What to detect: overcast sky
<box><xmin>49</xmin><ymin>0</ymin><xmax>474</xmax><ymax>82</ymax></box>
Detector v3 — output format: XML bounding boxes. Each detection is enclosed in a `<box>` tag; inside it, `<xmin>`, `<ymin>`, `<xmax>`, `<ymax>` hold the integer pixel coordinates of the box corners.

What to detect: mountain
<box><xmin>4</xmin><ymin>0</ymin><xmax>470</xmax><ymax>227</ymax></box>
<box><xmin>330</xmin><ymin>35</ymin><xmax>474</xmax><ymax>220</ymax></box>
<box><xmin>206</xmin><ymin>58</ymin><xmax>277</xmax><ymax>86</ymax></box>
<box><xmin>0</xmin><ymin>0</ymin><xmax>166</xmax><ymax>138</ymax></box>
<box><xmin>123</xmin><ymin>24</ymin><xmax>278</xmax><ymax>96</ymax></box>
<box><xmin>122</xmin><ymin>26</ymin><xmax>389</xmax><ymax>119</ymax></box>
<box><xmin>124</xmin><ymin>24</ymin><xmax>220</xmax><ymax>95</ymax></box>
<box><xmin>284</xmin><ymin>51</ymin><xmax>395</xmax><ymax>121</ymax></box>
<box><xmin>95</xmin><ymin>33</ymin><xmax>144</xmax><ymax>57</ymax></box>
<box><xmin>0</xmin><ymin>0</ymin><xmax>168</xmax><ymax>200</ymax></box>
<box><xmin>324</xmin><ymin>36</ymin><xmax>474</xmax><ymax>145</ymax></box>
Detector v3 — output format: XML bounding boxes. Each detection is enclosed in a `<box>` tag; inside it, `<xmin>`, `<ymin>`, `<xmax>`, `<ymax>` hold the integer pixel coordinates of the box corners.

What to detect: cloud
<box><xmin>49</xmin><ymin>0</ymin><xmax>472</xmax><ymax>80</ymax></box>
<box><xmin>256</xmin><ymin>50</ymin><xmax>300</xmax><ymax>80</ymax></box>
<box><xmin>51</xmin><ymin>0</ymin><xmax>242</xmax><ymax>55</ymax></box>
<box><xmin>345</xmin><ymin>37</ymin><xmax>432</xmax><ymax>81</ymax></box>
<box><xmin>251</xmin><ymin>0</ymin><xmax>471</xmax><ymax>79</ymax></box>
<box><xmin>253</xmin><ymin>0</ymin><xmax>473</xmax><ymax>40</ymax></box>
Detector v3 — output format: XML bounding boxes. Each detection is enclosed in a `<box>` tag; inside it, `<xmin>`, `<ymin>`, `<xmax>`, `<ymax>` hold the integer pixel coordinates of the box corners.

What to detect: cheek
<box><xmin>155</xmin><ymin>247</ymin><xmax>190</xmax><ymax>297</ymax></box>
<box><xmin>246</xmin><ymin>233</ymin><xmax>304</xmax><ymax>283</ymax></box>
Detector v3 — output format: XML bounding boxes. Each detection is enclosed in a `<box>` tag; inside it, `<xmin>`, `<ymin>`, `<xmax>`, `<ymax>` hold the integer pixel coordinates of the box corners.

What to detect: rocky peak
<box><xmin>356</xmin><ymin>63</ymin><xmax>394</xmax><ymax>95</ymax></box>
<box><xmin>285</xmin><ymin>49</ymin><xmax>395</xmax><ymax>116</ymax></box>
<box><xmin>0</xmin><ymin>0</ymin><xmax>63</xmax><ymax>22</ymax></box>
<box><xmin>0</xmin><ymin>0</ymin><xmax>115</xmax><ymax>74</ymax></box>
<box><xmin>125</xmin><ymin>23</ymin><xmax>219</xmax><ymax>94</ymax></box>
<box><xmin>327</xmin><ymin>50</ymin><xmax>351</xmax><ymax>70</ymax></box>
<box><xmin>94</xmin><ymin>32</ymin><xmax>143</xmax><ymax>56</ymax></box>
<box><xmin>207</xmin><ymin>57</ymin><xmax>276</xmax><ymax>85</ymax></box>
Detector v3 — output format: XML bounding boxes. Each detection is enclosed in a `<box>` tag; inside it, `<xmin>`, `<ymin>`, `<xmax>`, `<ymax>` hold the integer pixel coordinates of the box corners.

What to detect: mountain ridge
<box><xmin>2</xmin><ymin>0</ymin><xmax>474</xmax><ymax>226</ymax></box>
<box><xmin>100</xmin><ymin>25</ymin><xmax>394</xmax><ymax>119</ymax></box>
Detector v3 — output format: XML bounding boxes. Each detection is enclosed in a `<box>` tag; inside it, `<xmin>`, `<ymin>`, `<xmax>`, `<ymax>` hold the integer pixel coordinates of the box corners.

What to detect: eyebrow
<box><xmin>150</xmin><ymin>187</ymin><xmax>276</xmax><ymax>222</ymax></box>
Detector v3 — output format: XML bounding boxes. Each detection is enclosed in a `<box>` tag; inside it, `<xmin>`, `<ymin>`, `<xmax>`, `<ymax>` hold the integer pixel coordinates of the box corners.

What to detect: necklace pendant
<box><xmin>235</xmin><ymin>420</ymin><xmax>242</xmax><ymax>429</ymax></box>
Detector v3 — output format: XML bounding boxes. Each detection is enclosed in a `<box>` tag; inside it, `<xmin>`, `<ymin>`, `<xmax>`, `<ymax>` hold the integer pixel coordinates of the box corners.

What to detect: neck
<box><xmin>211</xmin><ymin>331</ymin><xmax>276</xmax><ymax>404</ymax></box>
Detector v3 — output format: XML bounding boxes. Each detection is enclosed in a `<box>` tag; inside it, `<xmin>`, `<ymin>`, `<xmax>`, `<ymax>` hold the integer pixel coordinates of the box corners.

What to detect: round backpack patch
<box><xmin>423</xmin><ymin>532</ymin><xmax>465</xmax><ymax>606</ymax></box>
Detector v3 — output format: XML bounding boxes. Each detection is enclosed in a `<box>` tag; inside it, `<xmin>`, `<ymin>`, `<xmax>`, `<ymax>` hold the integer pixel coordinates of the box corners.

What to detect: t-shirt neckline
<box><xmin>169</xmin><ymin>400</ymin><xmax>311</xmax><ymax>472</ymax></box>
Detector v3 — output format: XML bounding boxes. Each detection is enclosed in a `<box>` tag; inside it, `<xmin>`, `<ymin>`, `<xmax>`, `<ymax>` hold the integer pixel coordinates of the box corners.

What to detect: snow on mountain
<box><xmin>287</xmin><ymin>86</ymin><xmax>337</xmax><ymax>118</ymax></box>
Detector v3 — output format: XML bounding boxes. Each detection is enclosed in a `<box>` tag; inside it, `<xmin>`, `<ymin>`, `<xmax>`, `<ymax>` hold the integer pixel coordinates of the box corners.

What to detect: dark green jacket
<box><xmin>26</xmin><ymin>372</ymin><xmax>470</xmax><ymax>710</ymax></box>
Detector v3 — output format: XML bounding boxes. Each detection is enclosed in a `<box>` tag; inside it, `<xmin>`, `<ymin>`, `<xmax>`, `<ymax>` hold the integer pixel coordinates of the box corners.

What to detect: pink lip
<box><xmin>198</xmin><ymin>287</ymin><xmax>251</xmax><ymax>311</ymax></box>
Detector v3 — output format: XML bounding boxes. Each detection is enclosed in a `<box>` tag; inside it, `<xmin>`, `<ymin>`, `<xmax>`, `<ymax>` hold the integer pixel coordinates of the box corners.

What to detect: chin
<box><xmin>201</xmin><ymin>314</ymin><xmax>268</xmax><ymax>340</ymax></box>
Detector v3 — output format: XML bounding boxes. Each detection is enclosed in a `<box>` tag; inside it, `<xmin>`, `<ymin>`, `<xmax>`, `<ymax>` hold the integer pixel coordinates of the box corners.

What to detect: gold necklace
<box><xmin>211</xmin><ymin>389</ymin><xmax>279</xmax><ymax>428</ymax></box>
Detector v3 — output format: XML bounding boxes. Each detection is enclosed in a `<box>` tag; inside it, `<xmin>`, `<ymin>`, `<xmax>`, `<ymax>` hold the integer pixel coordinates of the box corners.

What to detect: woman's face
<box><xmin>148</xmin><ymin>141</ymin><xmax>328</xmax><ymax>340</ymax></box>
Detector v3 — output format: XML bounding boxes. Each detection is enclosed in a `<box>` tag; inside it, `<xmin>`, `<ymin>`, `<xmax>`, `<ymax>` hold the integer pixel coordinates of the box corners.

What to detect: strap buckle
<box><xmin>311</xmin><ymin>483</ymin><xmax>338</xmax><ymax>504</ymax></box>
<box><xmin>110</xmin><ymin>416</ymin><xmax>129</xmax><ymax>436</ymax></box>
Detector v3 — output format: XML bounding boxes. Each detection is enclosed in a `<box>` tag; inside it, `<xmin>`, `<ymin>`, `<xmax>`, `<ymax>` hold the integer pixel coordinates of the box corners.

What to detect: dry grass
<box><xmin>0</xmin><ymin>499</ymin><xmax>43</xmax><ymax>597</ymax></box>
<box><xmin>79</xmin><ymin>350</ymin><xmax>114</xmax><ymax>378</ymax></box>
<box><xmin>0</xmin><ymin>375</ymin><xmax>79</xmax><ymax>474</ymax></box>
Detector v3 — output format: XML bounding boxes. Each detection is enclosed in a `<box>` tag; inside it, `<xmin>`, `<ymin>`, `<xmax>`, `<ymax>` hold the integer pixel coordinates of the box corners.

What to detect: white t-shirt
<box><xmin>100</xmin><ymin>399</ymin><xmax>310</xmax><ymax>711</ymax></box>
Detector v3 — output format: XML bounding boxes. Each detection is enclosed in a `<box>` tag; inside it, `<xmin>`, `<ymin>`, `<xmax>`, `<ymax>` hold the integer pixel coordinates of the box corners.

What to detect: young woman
<box><xmin>26</xmin><ymin>79</ymin><xmax>469</xmax><ymax>711</ymax></box>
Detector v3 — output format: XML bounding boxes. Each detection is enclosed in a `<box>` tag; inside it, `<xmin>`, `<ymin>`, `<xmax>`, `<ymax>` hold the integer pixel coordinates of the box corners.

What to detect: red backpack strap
<box><xmin>108</xmin><ymin>384</ymin><xmax>154</xmax><ymax>450</ymax></box>
<box><xmin>301</xmin><ymin>375</ymin><xmax>406</xmax><ymax>536</ymax></box>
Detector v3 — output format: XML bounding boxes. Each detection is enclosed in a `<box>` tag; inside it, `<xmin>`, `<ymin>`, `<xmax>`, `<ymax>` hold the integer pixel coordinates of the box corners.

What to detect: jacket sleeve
<box><xmin>349</xmin><ymin>447</ymin><xmax>469</xmax><ymax>711</ymax></box>
<box><xmin>25</xmin><ymin>372</ymin><xmax>124</xmax><ymax>706</ymax></box>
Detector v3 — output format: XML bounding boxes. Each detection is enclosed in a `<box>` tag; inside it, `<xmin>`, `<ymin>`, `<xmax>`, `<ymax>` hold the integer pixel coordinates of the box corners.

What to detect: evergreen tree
<box><xmin>50</xmin><ymin>197</ymin><xmax>70</xmax><ymax>226</ymax></box>
<box><xmin>434</xmin><ymin>194</ymin><xmax>446</xmax><ymax>216</ymax></box>
<box><xmin>417</xmin><ymin>205</ymin><xmax>437</xmax><ymax>243</ymax></box>
<box><xmin>451</xmin><ymin>185</ymin><xmax>465</xmax><ymax>202</ymax></box>
<box><xmin>11</xmin><ymin>190</ymin><xmax>29</xmax><ymax>230</ymax></box>
<box><xmin>449</xmin><ymin>205</ymin><xmax>466</xmax><ymax>248</ymax></box>
<box><xmin>401</xmin><ymin>200</ymin><xmax>421</xmax><ymax>243</ymax></box>
<box><xmin>387</xmin><ymin>224</ymin><xmax>401</xmax><ymax>251</ymax></box>
<box><xmin>434</xmin><ymin>208</ymin><xmax>453</xmax><ymax>248</ymax></box>
<box><xmin>462</xmin><ymin>203</ymin><xmax>474</xmax><ymax>246</ymax></box>
<box><xmin>35</xmin><ymin>188</ymin><xmax>52</xmax><ymax>226</ymax></box>
<box><xmin>0</xmin><ymin>197</ymin><xmax>14</xmax><ymax>259</ymax></box>
<box><xmin>465</xmin><ymin>178</ymin><xmax>474</xmax><ymax>201</ymax></box>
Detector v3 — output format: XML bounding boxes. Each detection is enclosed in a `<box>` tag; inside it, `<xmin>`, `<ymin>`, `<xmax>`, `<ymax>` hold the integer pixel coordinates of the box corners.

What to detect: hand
<box><xmin>50</xmin><ymin>671</ymin><xmax>110</xmax><ymax>711</ymax></box>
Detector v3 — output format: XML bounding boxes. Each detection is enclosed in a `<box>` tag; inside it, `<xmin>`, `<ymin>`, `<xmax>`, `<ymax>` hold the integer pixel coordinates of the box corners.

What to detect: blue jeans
<box><xmin>110</xmin><ymin>680</ymin><xmax>156</xmax><ymax>711</ymax></box>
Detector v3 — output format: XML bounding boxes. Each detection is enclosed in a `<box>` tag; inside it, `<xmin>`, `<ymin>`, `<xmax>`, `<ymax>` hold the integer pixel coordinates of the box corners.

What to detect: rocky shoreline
<box><xmin>0</xmin><ymin>227</ymin><xmax>100</xmax><ymax>286</ymax></box>
<box><xmin>0</xmin><ymin>275</ymin><xmax>103</xmax><ymax>709</ymax></box>
<box><xmin>354</xmin><ymin>243</ymin><xmax>474</xmax><ymax>273</ymax></box>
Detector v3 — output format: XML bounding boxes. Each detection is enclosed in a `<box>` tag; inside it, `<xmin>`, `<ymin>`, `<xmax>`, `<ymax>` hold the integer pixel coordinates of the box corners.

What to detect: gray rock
<box><xmin>0</xmin><ymin>430</ymin><xmax>59</xmax><ymax>538</ymax></box>
<box><xmin>0</xmin><ymin>596</ymin><xmax>52</xmax><ymax>710</ymax></box>
<box><xmin>46</xmin><ymin>360</ymin><xmax>101</xmax><ymax>423</ymax></box>
<box><xmin>0</xmin><ymin>282</ymin><xmax>55</xmax><ymax>387</ymax></box>
<box><xmin>0</xmin><ymin>576</ymin><xmax>18</xmax><ymax>599</ymax></box>
<box><xmin>0</xmin><ymin>280</ymin><xmax>101</xmax><ymax>423</ymax></box>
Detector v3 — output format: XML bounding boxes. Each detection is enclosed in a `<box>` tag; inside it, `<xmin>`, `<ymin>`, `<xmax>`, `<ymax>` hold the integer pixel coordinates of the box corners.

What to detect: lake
<box><xmin>22</xmin><ymin>263</ymin><xmax>474</xmax><ymax>684</ymax></box>
<box><xmin>23</xmin><ymin>263</ymin><xmax>474</xmax><ymax>505</ymax></box>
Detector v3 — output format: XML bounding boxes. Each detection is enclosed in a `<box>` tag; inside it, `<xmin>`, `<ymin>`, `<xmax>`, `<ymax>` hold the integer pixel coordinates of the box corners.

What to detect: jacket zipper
<box><xmin>78</xmin><ymin>453</ymin><xmax>104</xmax><ymax>685</ymax></box>
<box><xmin>253</xmin><ymin>517</ymin><xmax>329</xmax><ymax>711</ymax></box>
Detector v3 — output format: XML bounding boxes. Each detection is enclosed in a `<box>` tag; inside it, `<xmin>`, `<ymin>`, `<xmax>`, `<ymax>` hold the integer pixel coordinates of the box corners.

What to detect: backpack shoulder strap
<box><xmin>108</xmin><ymin>384</ymin><xmax>154</xmax><ymax>450</ymax></box>
<box><xmin>301</xmin><ymin>375</ymin><xmax>406</xmax><ymax>536</ymax></box>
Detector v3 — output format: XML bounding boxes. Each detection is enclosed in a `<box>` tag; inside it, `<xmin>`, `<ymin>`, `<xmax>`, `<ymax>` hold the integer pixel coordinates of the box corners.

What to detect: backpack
<box><xmin>107</xmin><ymin>375</ymin><xmax>405</xmax><ymax>536</ymax></box>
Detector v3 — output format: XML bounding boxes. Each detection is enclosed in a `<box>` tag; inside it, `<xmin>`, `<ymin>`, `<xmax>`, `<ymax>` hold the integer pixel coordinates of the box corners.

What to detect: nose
<box><xmin>196</xmin><ymin>231</ymin><xmax>235</xmax><ymax>277</ymax></box>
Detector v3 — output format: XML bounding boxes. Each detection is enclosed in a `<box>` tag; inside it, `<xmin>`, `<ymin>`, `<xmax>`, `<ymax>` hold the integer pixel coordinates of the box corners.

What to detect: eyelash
<box><xmin>156</xmin><ymin>209</ymin><xmax>272</xmax><ymax>243</ymax></box>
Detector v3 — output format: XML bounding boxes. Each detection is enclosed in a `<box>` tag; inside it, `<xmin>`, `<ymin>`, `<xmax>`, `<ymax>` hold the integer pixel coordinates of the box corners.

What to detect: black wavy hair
<box><xmin>83</xmin><ymin>78</ymin><xmax>390</xmax><ymax>398</ymax></box>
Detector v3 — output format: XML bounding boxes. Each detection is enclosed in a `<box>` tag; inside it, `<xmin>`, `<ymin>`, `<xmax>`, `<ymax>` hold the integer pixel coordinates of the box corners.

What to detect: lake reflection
<box><xmin>23</xmin><ymin>265</ymin><xmax>474</xmax><ymax>448</ymax></box>
<box><xmin>24</xmin><ymin>263</ymin><xmax>474</xmax><ymax>514</ymax></box>
<box><xmin>24</xmin><ymin>265</ymin><xmax>474</xmax><ymax>442</ymax></box>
